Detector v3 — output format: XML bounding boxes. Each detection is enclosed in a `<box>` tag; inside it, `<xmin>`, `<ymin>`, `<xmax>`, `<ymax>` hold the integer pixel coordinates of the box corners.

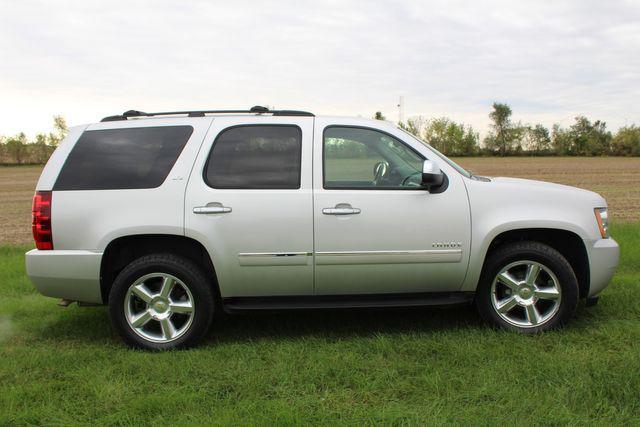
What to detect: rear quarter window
<box><xmin>54</xmin><ymin>126</ymin><xmax>193</xmax><ymax>190</ymax></box>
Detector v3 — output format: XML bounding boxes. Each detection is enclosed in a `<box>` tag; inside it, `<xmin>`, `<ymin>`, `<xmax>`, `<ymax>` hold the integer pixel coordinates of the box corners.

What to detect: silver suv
<box><xmin>26</xmin><ymin>106</ymin><xmax>620</xmax><ymax>349</ymax></box>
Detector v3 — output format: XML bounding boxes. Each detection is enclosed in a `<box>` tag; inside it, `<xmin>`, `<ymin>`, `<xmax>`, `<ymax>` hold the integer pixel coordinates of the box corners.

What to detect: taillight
<box><xmin>32</xmin><ymin>191</ymin><xmax>53</xmax><ymax>250</ymax></box>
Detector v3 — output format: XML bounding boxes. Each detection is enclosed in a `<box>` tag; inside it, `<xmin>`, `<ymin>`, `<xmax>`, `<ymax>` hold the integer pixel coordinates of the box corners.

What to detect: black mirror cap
<box><xmin>421</xmin><ymin>172</ymin><xmax>448</xmax><ymax>193</ymax></box>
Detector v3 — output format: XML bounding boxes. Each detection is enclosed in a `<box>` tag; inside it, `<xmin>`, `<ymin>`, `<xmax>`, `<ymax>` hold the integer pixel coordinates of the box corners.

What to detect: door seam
<box><xmin>311</xmin><ymin>117</ymin><xmax>317</xmax><ymax>295</ymax></box>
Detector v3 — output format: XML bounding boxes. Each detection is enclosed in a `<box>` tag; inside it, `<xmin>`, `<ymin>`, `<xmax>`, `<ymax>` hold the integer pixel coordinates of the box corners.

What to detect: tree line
<box><xmin>376</xmin><ymin>103</ymin><xmax>640</xmax><ymax>157</ymax></box>
<box><xmin>1</xmin><ymin>106</ymin><xmax>639</xmax><ymax>165</ymax></box>
<box><xmin>0</xmin><ymin>116</ymin><xmax>68</xmax><ymax>165</ymax></box>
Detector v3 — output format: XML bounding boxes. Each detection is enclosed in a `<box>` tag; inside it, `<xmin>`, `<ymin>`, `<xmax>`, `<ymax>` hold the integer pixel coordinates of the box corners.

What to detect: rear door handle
<box><xmin>193</xmin><ymin>204</ymin><xmax>232</xmax><ymax>214</ymax></box>
<box><xmin>322</xmin><ymin>204</ymin><xmax>361</xmax><ymax>215</ymax></box>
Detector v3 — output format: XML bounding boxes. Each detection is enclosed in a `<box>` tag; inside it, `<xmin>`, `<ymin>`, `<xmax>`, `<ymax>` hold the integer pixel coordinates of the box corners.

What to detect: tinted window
<box><xmin>204</xmin><ymin>125</ymin><xmax>302</xmax><ymax>189</ymax></box>
<box><xmin>324</xmin><ymin>126</ymin><xmax>424</xmax><ymax>189</ymax></box>
<box><xmin>54</xmin><ymin>126</ymin><xmax>193</xmax><ymax>191</ymax></box>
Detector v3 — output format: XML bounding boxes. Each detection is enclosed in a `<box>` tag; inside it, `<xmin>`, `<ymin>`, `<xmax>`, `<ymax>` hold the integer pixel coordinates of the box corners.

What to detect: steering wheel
<box><xmin>401</xmin><ymin>171</ymin><xmax>423</xmax><ymax>187</ymax></box>
<box><xmin>372</xmin><ymin>161</ymin><xmax>390</xmax><ymax>185</ymax></box>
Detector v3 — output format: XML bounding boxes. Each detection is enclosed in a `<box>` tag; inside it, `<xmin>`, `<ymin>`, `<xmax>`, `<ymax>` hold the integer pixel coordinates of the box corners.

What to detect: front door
<box><xmin>185</xmin><ymin>116</ymin><xmax>314</xmax><ymax>298</ymax></box>
<box><xmin>312</xmin><ymin>120</ymin><xmax>471</xmax><ymax>295</ymax></box>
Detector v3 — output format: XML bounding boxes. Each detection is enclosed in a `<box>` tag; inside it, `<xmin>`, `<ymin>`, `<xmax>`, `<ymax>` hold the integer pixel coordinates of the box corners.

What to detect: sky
<box><xmin>1</xmin><ymin>0</ymin><xmax>639</xmax><ymax>138</ymax></box>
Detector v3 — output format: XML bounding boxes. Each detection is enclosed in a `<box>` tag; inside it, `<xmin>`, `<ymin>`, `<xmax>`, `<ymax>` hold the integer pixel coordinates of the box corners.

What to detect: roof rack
<box><xmin>101</xmin><ymin>105</ymin><xmax>314</xmax><ymax>122</ymax></box>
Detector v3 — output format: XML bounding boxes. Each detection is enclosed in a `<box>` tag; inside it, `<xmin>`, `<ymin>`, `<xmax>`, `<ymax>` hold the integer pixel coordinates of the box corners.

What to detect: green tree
<box><xmin>578</xmin><ymin>117</ymin><xmax>610</xmax><ymax>155</ymax></box>
<box><xmin>552</xmin><ymin>124</ymin><xmax>571</xmax><ymax>155</ymax></box>
<box><xmin>552</xmin><ymin>116</ymin><xmax>612</xmax><ymax>156</ymax></box>
<box><xmin>373</xmin><ymin>112</ymin><xmax>386</xmax><ymax>121</ymax></box>
<box><xmin>34</xmin><ymin>133</ymin><xmax>51</xmax><ymax>164</ymax></box>
<box><xmin>458</xmin><ymin>125</ymin><xmax>480</xmax><ymax>156</ymax></box>
<box><xmin>406</xmin><ymin>116</ymin><xmax>427</xmax><ymax>138</ymax></box>
<box><xmin>422</xmin><ymin>117</ymin><xmax>479</xmax><ymax>156</ymax></box>
<box><xmin>397</xmin><ymin>116</ymin><xmax>427</xmax><ymax>138</ymax></box>
<box><xmin>484</xmin><ymin>102</ymin><xmax>516</xmax><ymax>156</ymax></box>
<box><xmin>611</xmin><ymin>125</ymin><xmax>640</xmax><ymax>156</ymax></box>
<box><xmin>521</xmin><ymin>124</ymin><xmax>551</xmax><ymax>154</ymax></box>
<box><xmin>49</xmin><ymin>115</ymin><xmax>68</xmax><ymax>146</ymax></box>
<box><xmin>5</xmin><ymin>133</ymin><xmax>27</xmax><ymax>164</ymax></box>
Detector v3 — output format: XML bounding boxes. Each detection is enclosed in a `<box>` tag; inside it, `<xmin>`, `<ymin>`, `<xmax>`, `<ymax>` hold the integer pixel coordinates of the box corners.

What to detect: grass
<box><xmin>1</xmin><ymin>223</ymin><xmax>639</xmax><ymax>425</ymax></box>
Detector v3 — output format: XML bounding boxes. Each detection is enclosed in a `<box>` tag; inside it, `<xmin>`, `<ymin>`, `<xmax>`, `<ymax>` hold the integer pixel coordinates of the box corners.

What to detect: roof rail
<box><xmin>101</xmin><ymin>106</ymin><xmax>314</xmax><ymax>122</ymax></box>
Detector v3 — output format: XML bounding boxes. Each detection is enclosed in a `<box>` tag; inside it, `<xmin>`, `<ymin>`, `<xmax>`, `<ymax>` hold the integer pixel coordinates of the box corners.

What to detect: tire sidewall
<box><xmin>109</xmin><ymin>255</ymin><xmax>214</xmax><ymax>350</ymax></box>
<box><xmin>476</xmin><ymin>242</ymin><xmax>579</xmax><ymax>333</ymax></box>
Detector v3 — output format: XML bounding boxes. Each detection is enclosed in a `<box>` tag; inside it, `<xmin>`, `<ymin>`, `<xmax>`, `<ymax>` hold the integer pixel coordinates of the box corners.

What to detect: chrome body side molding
<box><xmin>238</xmin><ymin>252</ymin><xmax>312</xmax><ymax>266</ymax></box>
<box><xmin>315</xmin><ymin>249</ymin><xmax>462</xmax><ymax>265</ymax></box>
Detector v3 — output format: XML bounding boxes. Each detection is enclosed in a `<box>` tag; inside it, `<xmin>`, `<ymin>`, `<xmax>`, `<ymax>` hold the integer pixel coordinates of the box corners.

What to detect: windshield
<box><xmin>397</xmin><ymin>127</ymin><xmax>473</xmax><ymax>178</ymax></box>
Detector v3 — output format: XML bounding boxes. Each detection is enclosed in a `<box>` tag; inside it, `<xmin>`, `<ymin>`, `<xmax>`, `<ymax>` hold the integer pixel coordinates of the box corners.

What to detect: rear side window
<box><xmin>204</xmin><ymin>125</ymin><xmax>302</xmax><ymax>189</ymax></box>
<box><xmin>54</xmin><ymin>126</ymin><xmax>193</xmax><ymax>191</ymax></box>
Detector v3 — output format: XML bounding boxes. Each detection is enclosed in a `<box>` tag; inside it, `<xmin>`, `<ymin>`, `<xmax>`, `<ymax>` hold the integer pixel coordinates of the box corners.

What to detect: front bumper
<box><xmin>585</xmin><ymin>238</ymin><xmax>620</xmax><ymax>297</ymax></box>
<box><xmin>25</xmin><ymin>249</ymin><xmax>103</xmax><ymax>304</ymax></box>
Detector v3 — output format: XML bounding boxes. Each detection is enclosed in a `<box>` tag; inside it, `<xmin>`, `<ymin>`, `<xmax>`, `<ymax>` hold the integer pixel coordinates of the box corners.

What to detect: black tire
<box><xmin>108</xmin><ymin>253</ymin><xmax>215</xmax><ymax>350</ymax></box>
<box><xmin>475</xmin><ymin>241</ymin><xmax>579</xmax><ymax>333</ymax></box>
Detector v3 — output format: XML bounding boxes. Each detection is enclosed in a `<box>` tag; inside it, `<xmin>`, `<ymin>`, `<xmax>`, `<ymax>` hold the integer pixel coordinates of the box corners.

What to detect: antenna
<box><xmin>397</xmin><ymin>96</ymin><xmax>405</xmax><ymax>124</ymax></box>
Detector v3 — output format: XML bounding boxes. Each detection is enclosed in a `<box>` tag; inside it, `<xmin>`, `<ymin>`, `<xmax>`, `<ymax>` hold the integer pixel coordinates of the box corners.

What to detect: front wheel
<box><xmin>475</xmin><ymin>241</ymin><xmax>579</xmax><ymax>333</ymax></box>
<box><xmin>108</xmin><ymin>254</ymin><xmax>215</xmax><ymax>350</ymax></box>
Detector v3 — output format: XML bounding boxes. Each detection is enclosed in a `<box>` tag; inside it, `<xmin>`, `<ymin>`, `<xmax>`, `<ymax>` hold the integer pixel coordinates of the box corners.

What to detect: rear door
<box><xmin>185</xmin><ymin>116</ymin><xmax>314</xmax><ymax>298</ymax></box>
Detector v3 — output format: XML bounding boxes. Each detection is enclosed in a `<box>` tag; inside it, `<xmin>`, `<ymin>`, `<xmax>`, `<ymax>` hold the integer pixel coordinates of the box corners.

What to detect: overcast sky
<box><xmin>1</xmin><ymin>0</ymin><xmax>639</xmax><ymax>137</ymax></box>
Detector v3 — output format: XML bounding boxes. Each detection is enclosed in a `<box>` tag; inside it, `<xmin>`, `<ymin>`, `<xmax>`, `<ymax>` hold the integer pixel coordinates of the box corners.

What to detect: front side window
<box><xmin>323</xmin><ymin>126</ymin><xmax>424</xmax><ymax>189</ymax></box>
<box><xmin>54</xmin><ymin>126</ymin><xmax>193</xmax><ymax>191</ymax></box>
<box><xmin>204</xmin><ymin>125</ymin><xmax>302</xmax><ymax>189</ymax></box>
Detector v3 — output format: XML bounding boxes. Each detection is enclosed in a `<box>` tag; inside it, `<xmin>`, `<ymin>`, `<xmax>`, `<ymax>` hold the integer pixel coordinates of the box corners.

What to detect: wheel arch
<box><xmin>478</xmin><ymin>228</ymin><xmax>590</xmax><ymax>298</ymax></box>
<box><xmin>100</xmin><ymin>234</ymin><xmax>219</xmax><ymax>304</ymax></box>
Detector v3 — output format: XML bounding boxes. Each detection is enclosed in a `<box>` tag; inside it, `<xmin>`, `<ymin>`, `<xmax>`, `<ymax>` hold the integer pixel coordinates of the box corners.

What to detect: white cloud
<box><xmin>0</xmin><ymin>0</ymin><xmax>638</xmax><ymax>136</ymax></box>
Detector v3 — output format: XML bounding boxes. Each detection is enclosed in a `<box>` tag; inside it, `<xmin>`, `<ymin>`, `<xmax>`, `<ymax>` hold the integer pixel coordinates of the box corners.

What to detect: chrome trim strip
<box><xmin>237</xmin><ymin>250</ymin><xmax>461</xmax><ymax>266</ymax></box>
<box><xmin>238</xmin><ymin>252</ymin><xmax>312</xmax><ymax>257</ymax></box>
<box><xmin>315</xmin><ymin>249</ymin><xmax>462</xmax><ymax>265</ymax></box>
<box><xmin>238</xmin><ymin>252</ymin><xmax>312</xmax><ymax>267</ymax></box>
<box><xmin>316</xmin><ymin>250</ymin><xmax>461</xmax><ymax>256</ymax></box>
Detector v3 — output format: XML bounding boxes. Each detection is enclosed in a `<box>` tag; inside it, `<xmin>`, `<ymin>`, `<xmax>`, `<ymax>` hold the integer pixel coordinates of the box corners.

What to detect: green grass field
<box><xmin>1</xmin><ymin>223</ymin><xmax>639</xmax><ymax>425</ymax></box>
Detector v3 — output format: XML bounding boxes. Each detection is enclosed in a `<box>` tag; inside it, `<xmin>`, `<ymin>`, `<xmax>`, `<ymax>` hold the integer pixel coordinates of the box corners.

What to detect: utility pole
<box><xmin>397</xmin><ymin>96</ymin><xmax>405</xmax><ymax>124</ymax></box>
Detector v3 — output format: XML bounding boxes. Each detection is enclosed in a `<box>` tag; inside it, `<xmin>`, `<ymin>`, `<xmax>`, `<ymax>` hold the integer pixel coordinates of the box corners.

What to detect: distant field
<box><xmin>0</xmin><ymin>166</ymin><xmax>42</xmax><ymax>246</ymax></box>
<box><xmin>456</xmin><ymin>157</ymin><xmax>640</xmax><ymax>222</ymax></box>
<box><xmin>1</xmin><ymin>157</ymin><xmax>639</xmax><ymax>245</ymax></box>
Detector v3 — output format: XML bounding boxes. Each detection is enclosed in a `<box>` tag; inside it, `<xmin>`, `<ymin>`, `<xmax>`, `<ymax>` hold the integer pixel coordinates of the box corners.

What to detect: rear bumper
<box><xmin>585</xmin><ymin>238</ymin><xmax>620</xmax><ymax>297</ymax></box>
<box><xmin>25</xmin><ymin>249</ymin><xmax>103</xmax><ymax>304</ymax></box>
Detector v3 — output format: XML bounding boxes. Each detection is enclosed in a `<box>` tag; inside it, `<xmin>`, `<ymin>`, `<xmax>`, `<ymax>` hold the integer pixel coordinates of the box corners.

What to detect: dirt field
<box><xmin>456</xmin><ymin>157</ymin><xmax>640</xmax><ymax>222</ymax></box>
<box><xmin>1</xmin><ymin>157</ymin><xmax>639</xmax><ymax>245</ymax></box>
<box><xmin>0</xmin><ymin>166</ymin><xmax>43</xmax><ymax>246</ymax></box>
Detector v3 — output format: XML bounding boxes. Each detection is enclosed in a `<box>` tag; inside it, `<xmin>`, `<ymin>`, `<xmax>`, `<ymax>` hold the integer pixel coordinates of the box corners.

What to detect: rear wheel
<box><xmin>109</xmin><ymin>254</ymin><xmax>214</xmax><ymax>350</ymax></box>
<box><xmin>475</xmin><ymin>241</ymin><xmax>579</xmax><ymax>333</ymax></box>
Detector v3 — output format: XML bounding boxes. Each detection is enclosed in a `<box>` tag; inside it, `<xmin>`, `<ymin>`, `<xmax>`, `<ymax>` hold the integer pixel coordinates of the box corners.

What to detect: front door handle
<box><xmin>322</xmin><ymin>203</ymin><xmax>361</xmax><ymax>215</ymax></box>
<box><xmin>193</xmin><ymin>203</ymin><xmax>232</xmax><ymax>214</ymax></box>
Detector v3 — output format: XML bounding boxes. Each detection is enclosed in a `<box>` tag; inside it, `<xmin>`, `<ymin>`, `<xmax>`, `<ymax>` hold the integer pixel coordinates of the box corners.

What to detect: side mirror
<box><xmin>421</xmin><ymin>160</ymin><xmax>444</xmax><ymax>191</ymax></box>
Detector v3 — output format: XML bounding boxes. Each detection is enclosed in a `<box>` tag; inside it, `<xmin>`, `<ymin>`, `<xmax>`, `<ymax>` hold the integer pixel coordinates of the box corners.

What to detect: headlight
<box><xmin>594</xmin><ymin>207</ymin><xmax>609</xmax><ymax>239</ymax></box>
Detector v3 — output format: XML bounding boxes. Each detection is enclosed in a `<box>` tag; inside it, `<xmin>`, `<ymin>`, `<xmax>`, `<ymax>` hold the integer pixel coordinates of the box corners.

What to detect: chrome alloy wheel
<box><xmin>490</xmin><ymin>260</ymin><xmax>562</xmax><ymax>328</ymax></box>
<box><xmin>124</xmin><ymin>273</ymin><xmax>195</xmax><ymax>343</ymax></box>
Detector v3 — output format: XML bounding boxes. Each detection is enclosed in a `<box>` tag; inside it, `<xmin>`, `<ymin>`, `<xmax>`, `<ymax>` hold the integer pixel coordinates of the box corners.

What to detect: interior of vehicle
<box><xmin>323</xmin><ymin>126</ymin><xmax>425</xmax><ymax>189</ymax></box>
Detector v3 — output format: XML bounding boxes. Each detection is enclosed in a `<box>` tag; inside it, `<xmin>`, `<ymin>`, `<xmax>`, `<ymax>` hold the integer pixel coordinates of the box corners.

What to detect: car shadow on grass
<box><xmin>34</xmin><ymin>303</ymin><xmax>485</xmax><ymax>346</ymax></box>
<box><xmin>33</xmin><ymin>300</ymin><xmax>605</xmax><ymax>347</ymax></box>
<box><xmin>205</xmin><ymin>305</ymin><xmax>485</xmax><ymax>345</ymax></box>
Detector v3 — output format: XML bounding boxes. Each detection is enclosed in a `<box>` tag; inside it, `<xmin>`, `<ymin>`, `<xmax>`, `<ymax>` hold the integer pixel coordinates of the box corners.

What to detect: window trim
<box><xmin>202</xmin><ymin>124</ymin><xmax>303</xmax><ymax>190</ymax></box>
<box><xmin>53</xmin><ymin>125</ymin><xmax>194</xmax><ymax>191</ymax></box>
<box><xmin>322</xmin><ymin>125</ymin><xmax>444</xmax><ymax>191</ymax></box>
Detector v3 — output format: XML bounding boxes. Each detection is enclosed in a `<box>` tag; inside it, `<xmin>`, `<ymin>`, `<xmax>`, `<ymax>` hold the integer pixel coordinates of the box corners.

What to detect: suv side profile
<box><xmin>26</xmin><ymin>106</ymin><xmax>620</xmax><ymax>349</ymax></box>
